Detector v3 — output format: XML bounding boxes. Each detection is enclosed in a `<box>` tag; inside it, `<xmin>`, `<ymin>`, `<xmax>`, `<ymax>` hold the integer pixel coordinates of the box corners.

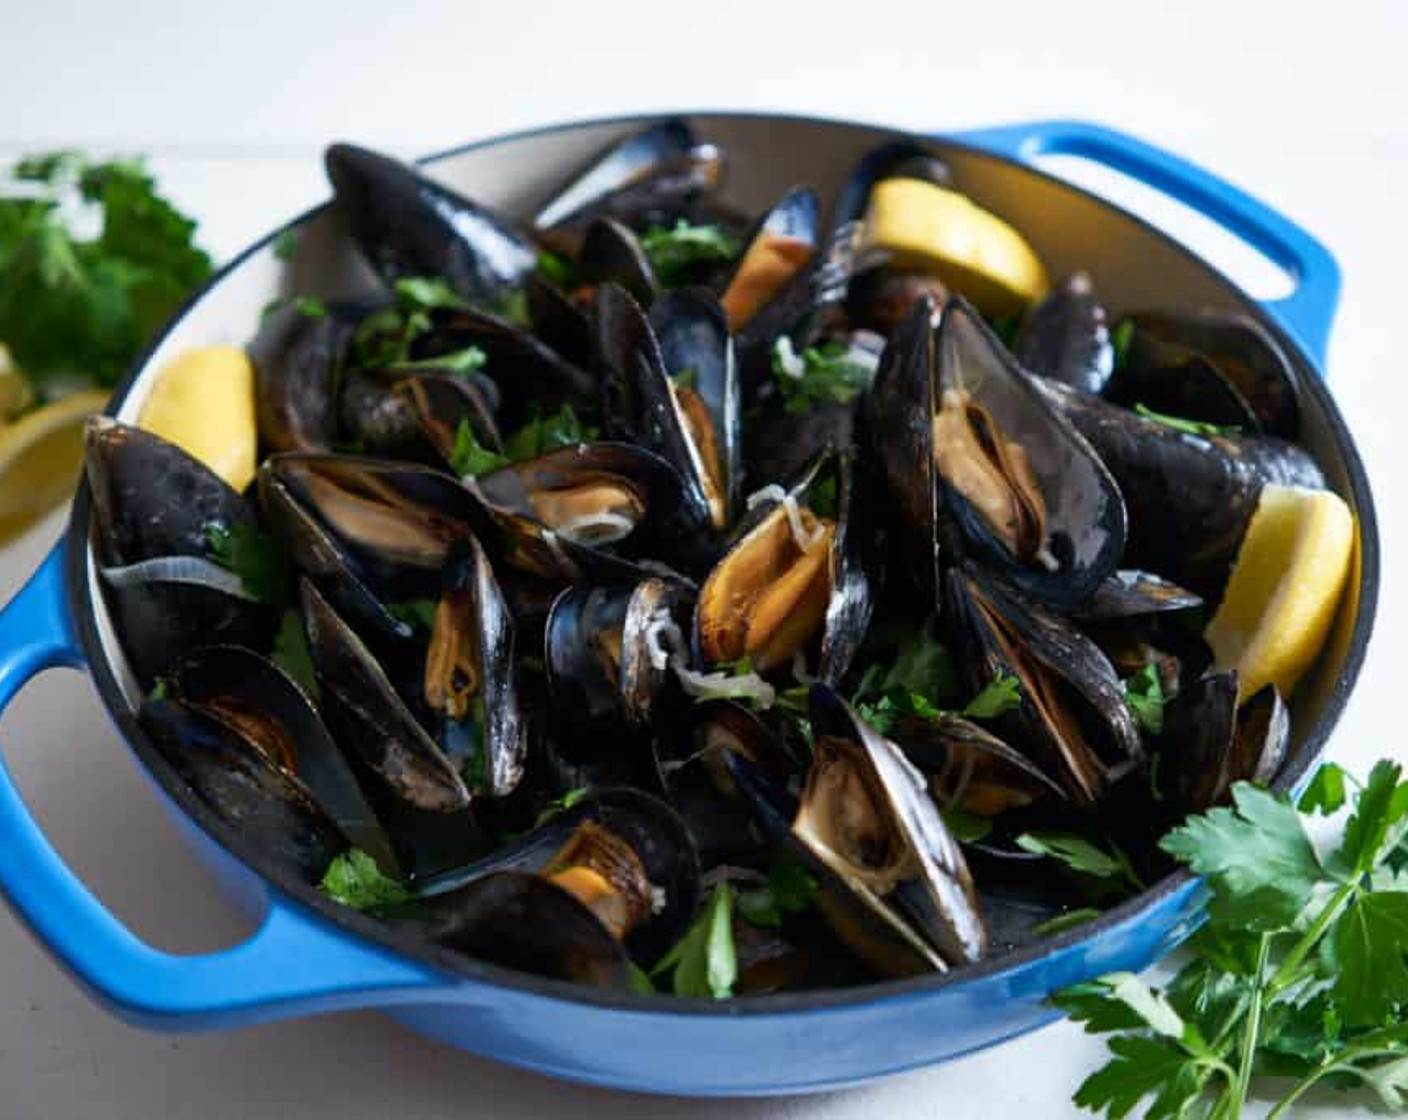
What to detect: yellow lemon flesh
<box><xmin>137</xmin><ymin>346</ymin><xmax>257</xmax><ymax>493</ymax></box>
<box><xmin>0</xmin><ymin>390</ymin><xmax>110</xmax><ymax>544</ymax></box>
<box><xmin>859</xmin><ymin>178</ymin><xmax>1049</xmax><ymax>319</ymax></box>
<box><xmin>1205</xmin><ymin>485</ymin><xmax>1355</xmax><ymax>702</ymax></box>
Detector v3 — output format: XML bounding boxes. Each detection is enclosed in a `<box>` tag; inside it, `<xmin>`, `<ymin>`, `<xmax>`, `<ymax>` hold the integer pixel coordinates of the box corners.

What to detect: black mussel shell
<box><xmin>85</xmin><ymin>419</ymin><xmax>273</xmax><ymax>683</ymax></box>
<box><xmin>545</xmin><ymin>577</ymin><xmax>693</xmax><ymax>733</ymax></box>
<box><xmin>301</xmin><ymin>579</ymin><xmax>473</xmax><ymax>814</ymax></box>
<box><xmin>1074</xmin><ymin>570</ymin><xmax>1203</xmax><ymax>620</ymax></box>
<box><xmin>892</xmin><ymin>713</ymin><xmax>1066</xmax><ymax>817</ymax></box>
<box><xmin>468</xmin><ymin>440</ymin><xmax>715</xmax><ymax>582</ymax></box>
<box><xmin>139</xmin><ymin>697</ymin><xmax>346</xmax><ymax>883</ymax></box>
<box><xmin>408</xmin><ymin>305</ymin><xmax>596</xmax><ymax>431</ymax></box>
<box><xmin>325</xmin><ymin>143</ymin><xmax>536</xmax><ymax>306</ymax></box>
<box><xmin>933</xmin><ymin>299</ymin><xmax>1127</xmax><ymax>608</ymax></box>
<box><xmin>578</xmin><ymin>217</ymin><xmax>660</xmax><ymax>307</ymax></box>
<box><xmin>165</xmin><ymin>644</ymin><xmax>398</xmax><ymax>873</ymax></box>
<box><xmin>1014</xmin><ymin>272</ymin><xmax>1114</xmax><ymax>395</ymax></box>
<box><xmin>534</xmin><ymin>119</ymin><xmax>725</xmax><ymax>248</ymax></box>
<box><xmin>250</xmin><ymin>301</ymin><xmax>362</xmax><ymax>453</ymax></box>
<box><xmin>414</xmin><ymin>787</ymin><xmax>701</xmax><ymax>967</ymax></box>
<box><xmin>1035</xmin><ymin>378</ymin><xmax>1325</xmax><ymax>593</ymax></box>
<box><xmin>943</xmin><ymin>565</ymin><xmax>1143</xmax><ymax>806</ymax></box>
<box><xmin>1116</xmin><ymin>308</ymin><xmax>1301</xmax><ymax>439</ymax></box>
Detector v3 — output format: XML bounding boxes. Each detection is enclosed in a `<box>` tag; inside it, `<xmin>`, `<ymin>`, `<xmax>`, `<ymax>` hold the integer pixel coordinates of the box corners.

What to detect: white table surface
<box><xmin>1</xmin><ymin>2</ymin><xmax>1404</xmax><ymax>1116</ymax></box>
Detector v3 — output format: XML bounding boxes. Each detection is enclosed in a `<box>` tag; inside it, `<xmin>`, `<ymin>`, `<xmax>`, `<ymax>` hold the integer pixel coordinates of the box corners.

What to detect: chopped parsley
<box><xmin>320</xmin><ymin>848</ymin><xmax>411</xmax><ymax>910</ymax></box>
<box><xmin>771</xmin><ymin>337</ymin><xmax>874</xmax><ymax>413</ymax></box>
<box><xmin>501</xmin><ymin>403</ymin><xmax>597</xmax><ymax>460</ymax></box>
<box><xmin>535</xmin><ymin>248</ymin><xmax>576</xmax><ymax>288</ymax></box>
<box><xmin>386</xmin><ymin>599</ymin><xmax>438</xmax><ymax>631</ymax></box>
<box><xmin>0</xmin><ymin>151</ymin><xmax>213</xmax><ymax>387</ymax></box>
<box><xmin>1110</xmin><ymin>319</ymin><xmax>1135</xmax><ymax>369</ymax></box>
<box><xmin>205</xmin><ymin>522</ymin><xmax>291</xmax><ymax>605</ymax></box>
<box><xmin>448</xmin><ymin>420</ymin><xmax>509</xmax><ymax>477</ymax></box>
<box><xmin>1123</xmin><ymin>662</ymin><xmax>1166</xmax><ymax>736</ymax></box>
<box><xmin>735</xmin><ymin>857</ymin><xmax>819</xmax><ymax>927</ymax></box>
<box><xmin>639</xmin><ymin>220</ymin><xmax>739</xmax><ymax>287</ymax></box>
<box><xmin>271</xmin><ymin>608</ymin><xmax>319</xmax><ymax>700</ymax></box>
<box><xmin>651</xmin><ymin>881</ymin><xmax>737</xmax><ymax>998</ymax></box>
<box><xmin>272</xmin><ymin>227</ymin><xmax>298</xmax><ymax>261</ymax></box>
<box><xmin>390</xmin><ymin>344</ymin><xmax>486</xmax><ymax>376</ymax></box>
<box><xmin>292</xmin><ymin>295</ymin><xmax>326</xmax><ymax>319</ymax></box>
<box><xmin>533</xmin><ymin>787</ymin><xmax>591</xmax><ymax>828</ymax></box>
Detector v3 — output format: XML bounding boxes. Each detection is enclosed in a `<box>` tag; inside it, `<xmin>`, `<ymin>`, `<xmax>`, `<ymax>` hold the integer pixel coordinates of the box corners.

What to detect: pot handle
<box><xmin>0</xmin><ymin>544</ymin><xmax>443</xmax><ymax>1029</ymax></box>
<box><xmin>950</xmin><ymin>119</ymin><xmax>1341</xmax><ymax>367</ymax></box>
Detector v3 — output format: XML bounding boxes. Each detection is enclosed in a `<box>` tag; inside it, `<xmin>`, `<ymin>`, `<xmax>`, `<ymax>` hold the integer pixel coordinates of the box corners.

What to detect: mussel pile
<box><xmin>87</xmin><ymin>120</ymin><xmax>1335</xmax><ymax>996</ymax></box>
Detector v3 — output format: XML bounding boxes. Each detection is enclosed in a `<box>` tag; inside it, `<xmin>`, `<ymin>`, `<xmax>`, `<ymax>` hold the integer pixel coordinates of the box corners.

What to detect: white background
<box><xmin>1</xmin><ymin>2</ymin><xmax>1405</xmax><ymax>1116</ymax></box>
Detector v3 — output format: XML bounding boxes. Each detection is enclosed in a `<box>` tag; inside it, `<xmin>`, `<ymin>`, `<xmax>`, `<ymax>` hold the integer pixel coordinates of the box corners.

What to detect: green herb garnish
<box><xmin>449</xmin><ymin>419</ymin><xmax>510</xmax><ymax>478</ymax></box>
<box><xmin>205</xmin><ymin>522</ymin><xmax>291</xmax><ymax>605</ymax></box>
<box><xmin>941</xmin><ymin>807</ymin><xmax>995</xmax><ymax>844</ymax></box>
<box><xmin>1016</xmin><ymin>831</ymin><xmax>1145</xmax><ymax>893</ymax></box>
<box><xmin>536</xmin><ymin>248</ymin><xmax>576</xmax><ymax>288</ymax></box>
<box><xmin>770</xmin><ymin>337</ymin><xmax>874</xmax><ymax>413</ymax></box>
<box><xmin>1135</xmin><ymin>402</ymin><xmax>1241</xmax><ymax>438</ymax></box>
<box><xmin>651</xmin><ymin>881</ymin><xmax>738</xmax><ymax>998</ymax></box>
<box><xmin>1123</xmin><ymin>662</ymin><xmax>1166</xmax><ymax>736</ymax></box>
<box><xmin>857</xmin><ymin>670</ymin><xmax>1022</xmax><ymax>736</ymax></box>
<box><xmin>640</xmin><ymin>220</ymin><xmax>739</xmax><ymax>287</ymax></box>
<box><xmin>394</xmin><ymin>276</ymin><xmax>467</xmax><ymax>311</ymax></box>
<box><xmin>386</xmin><ymin>599</ymin><xmax>438</xmax><ymax>631</ymax></box>
<box><xmin>1111</xmin><ymin>319</ymin><xmax>1135</xmax><ymax>369</ymax></box>
<box><xmin>502</xmin><ymin>403</ymin><xmax>597</xmax><ymax>460</ymax></box>
<box><xmin>1057</xmin><ymin>761</ymin><xmax>1408</xmax><ymax>1118</ymax></box>
<box><xmin>390</xmin><ymin>344</ymin><xmax>486</xmax><ymax>376</ymax></box>
<box><xmin>533</xmin><ymin>787</ymin><xmax>591</xmax><ymax>828</ymax></box>
<box><xmin>272</xmin><ymin>227</ymin><xmax>298</xmax><ymax>261</ymax></box>
<box><xmin>293</xmin><ymin>295</ymin><xmax>326</xmax><ymax>319</ymax></box>
<box><xmin>271</xmin><ymin>608</ymin><xmax>319</xmax><ymax>700</ymax></box>
<box><xmin>962</xmin><ymin>671</ymin><xmax>1024</xmax><ymax>720</ymax></box>
<box><xmin>320</xmin><ymin>848</ymin><xmax>411</xmax><ymax>911</ymax></box>
<box><xmin>736</xmin><ymin>857</ymin><xmax>819</xmax><ymax>928</ymax></box>
<box><xmin>0</xmin><ymin>151</ymin><xmax>213</xmax><ymax>387</ymax></box>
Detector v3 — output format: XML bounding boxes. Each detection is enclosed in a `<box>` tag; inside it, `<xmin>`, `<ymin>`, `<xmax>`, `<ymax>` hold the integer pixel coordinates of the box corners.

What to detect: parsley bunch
<box><xmin>639</xmin><ymin>221</ymin><xmax>739</xmax><ymax>287</ymax></box>
<box><xmin>1057</xmin><ymin>760</ymin><xmax>1408</xmax><ymax>1118</ymax></box>
<box><xmin>0</xmin><ymin>151</ymin><xmax>212</xmax><ymax>388</ymax></box>
<box><xmin>770</xmin><ymin>337</ymin><xmax>875</xmax><ymax>413</ymax></box>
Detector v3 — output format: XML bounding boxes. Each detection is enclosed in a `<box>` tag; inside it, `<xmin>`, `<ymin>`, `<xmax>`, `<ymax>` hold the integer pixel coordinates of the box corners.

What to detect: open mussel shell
<box><xmin>891</xmin><ymin>713</ymin><xmax>1066</xmax><ymax>817</ymax></box>
<box><xmin>1111</xmin><ymin>308</ymin><xmax>1301</xmax><ymax>439</ymax></box>
<box><xmin>594</xmin><ymin>283</ymin><xmax>735</xmax><ymax>531</ymax></box>
<box><xmin>545</xmin><ymin>577</ymin><xmax>693</xmax><ymax>733</ymax></box>
<box><xmin>139</xmin><ymin>696</ymin><xmax>347</xmax><ymax>883</ymax></box>
<box><xmin>533</xmin><ymin>118</ymin><xmax>727</xmax><ymax>249</ymax></box>
<box><xmin>932</xmin><ymin>298</ymin><xmax>1127</xmax><ymax>608</ymax></box>
<box><xmin>414</xmin><ymin>787</ymin><xmax>702</xmax><ymax>968</ymax></box>
<box><xmin>1014</xmin><ymin>272</ymin><xmax>1114</xmax><ymax>395</ymax></box>
<box><xmin>943</xmin><ymin>565</ymin><xmax>1143</xmax><ymax>807</ymax></box>
<box><xmin>407</xmin><ymin>305</ymin><xmax>596</xmax><ymax>431</ymax></box>
<box><xmin>694</xmin><ymin>450</ymin><xmax>874</xmax><ymax>681</ymax></box>
<box><xmin>650</xmin><ymin>288</ymin><xmax>741</xmax><ymax>525</ymax></box>
<box><xmin>84</xmin><ymin>418</ymin><xmax>274</xmax><ymax>683</ymax></box>
<box><xmin>325</xmin><ymin>142</ymin><xmax>536</xmax><ymax>306</ymax></box>
<box><xmin>468</xmin><ymin>440</ymin><xmax>715</xmax><ymax>581</ymax></box>
<box><xmin>301</xmin><ymin>579</ymin><xmax>473</xmax><ymax>813</ymax></box>
<box><xmin>165</xmin><ymin>644</ymin><xmax>398</xmax><ymax>873</ymax></box>
<box><xmin>408</xmin><ymin>869</ymin><xmax>634</xmax><ymax>988</ymax></box>
<box><xmin>250</xmin><ymin>300</ymin><xmax>364</xmax><ymax>454</ymax></box>
<box><xmin>1034</xmin><ymin>378</ymin><xmax>1325</xmax><ymax>592</ymax></box>
<box><xmin>719</xmin><ymin>186</ymin><xmax>821</xmax><ymax>387</ymax></box>
<box><xmin>1156</xmin><ymin>673</ymin><xmax>1289</xmax><ymax>815</ymax></box>
<box><xmin>792</xmin><ymin>685</ymin><xmax>986</xmax><ymax>975</ymax></box>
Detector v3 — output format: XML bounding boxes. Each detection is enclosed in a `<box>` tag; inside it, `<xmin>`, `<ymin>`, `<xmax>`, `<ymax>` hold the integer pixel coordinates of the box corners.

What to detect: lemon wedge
<box><xmin>1205</xmin><ymin>485</ymin><xmax>1355</xmax><ymax>702</ymax></box>
<box><xmin>0</xmin><ymin>390</ymin><xmax>110</xmax><ymax>544</ymax></box>
<box><xmin>137</xmin><ymin>346</ymin><xmax>257</xmax><ymax>492</ymax></box>
<box><xmin>859</xmin><ymin>178</ymin><xmax>1049</xmax><ymax>318</ymax></box>
<box><xmin>0</xmin><ymin>344</ymin><xmax>34</xmax><ymax>422</ymax></box>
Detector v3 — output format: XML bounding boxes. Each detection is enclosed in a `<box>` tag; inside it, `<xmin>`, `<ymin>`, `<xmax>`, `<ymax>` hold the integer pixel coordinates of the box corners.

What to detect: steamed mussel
<box><xmin>93</xmin><ymin>121</ymin><xmax>1355</xmax><ymax>1001</ymax></box>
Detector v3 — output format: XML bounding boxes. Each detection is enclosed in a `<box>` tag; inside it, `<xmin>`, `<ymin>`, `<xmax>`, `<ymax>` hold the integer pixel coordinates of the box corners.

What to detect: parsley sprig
<box><xmin>770</xmin><ymin>337</ymin><xmax>874</xmax><ymax>413</ymax></box>
<box><xmin>0</xmin><ymin>151</ymin><xmax>213</xmax><ymax>388</ymax></box>
<box><xmin>320</xmin><ymin>848</ymin><xmax>411</xmax><ymax>911</ymax></box>
<box><xmin>639</xmin><ymin>220</ymin><xmax>739</xmax><ymax>287</ymax></box>
<box><xmin>1056</xmin><ymin>761</ymin><xmax>1408</xmax><ymax>1118</ymax></box>
<box><xmin>448</xmin><ymin>403</ymin><xmax>598</xmax><ymax>478</ymax></box>
<box><xmin>651</xmin><ymin>881</ymin><xmax>738</xmax><ymax>998</ymax></box>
